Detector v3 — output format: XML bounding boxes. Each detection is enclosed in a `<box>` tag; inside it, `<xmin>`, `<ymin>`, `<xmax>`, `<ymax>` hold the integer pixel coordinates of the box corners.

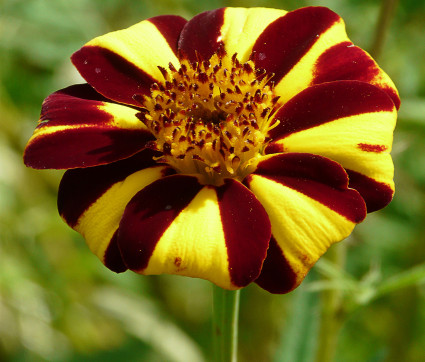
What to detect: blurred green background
<box><xmin>1</xmin><ymin>0</ymin><xmax>424</xmax><ymax>361</ymax></box>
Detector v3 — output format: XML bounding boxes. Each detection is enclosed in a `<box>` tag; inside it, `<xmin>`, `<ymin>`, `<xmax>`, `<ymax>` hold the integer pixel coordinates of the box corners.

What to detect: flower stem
<box><xmin>212</xmin><ymin>285</ymin><xmax>240</xmax><ymax>362</ymax></box>
<box><xmin>370</xmin><ymin>0</ymin><xmax>399</xmax><ymax>59</ymax></box>
<box><xmin>315</xmin><ymin>243</ymin><xmax>346</xmax><ymax>362</ymax></box>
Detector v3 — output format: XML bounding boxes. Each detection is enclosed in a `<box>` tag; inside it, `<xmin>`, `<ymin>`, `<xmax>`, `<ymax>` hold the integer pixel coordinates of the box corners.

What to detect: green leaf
<box><xmin>374</xmin><ymin>263</ymin><xmax>425</xmax><ymax>297</ymax></box>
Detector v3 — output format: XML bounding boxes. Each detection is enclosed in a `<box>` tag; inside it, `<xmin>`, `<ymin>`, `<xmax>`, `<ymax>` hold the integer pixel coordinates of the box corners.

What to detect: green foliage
<box><xmin>1</xmin><ymin>0</ymin><xmax>424</xmax><ymax>361</ymax></box>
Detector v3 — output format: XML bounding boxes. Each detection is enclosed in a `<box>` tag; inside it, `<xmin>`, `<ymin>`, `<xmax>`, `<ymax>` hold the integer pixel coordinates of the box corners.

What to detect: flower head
<box><xmin>24</xmin><ymin>7</ymin><xmax>399</xmax><ymax>293</ymax></box>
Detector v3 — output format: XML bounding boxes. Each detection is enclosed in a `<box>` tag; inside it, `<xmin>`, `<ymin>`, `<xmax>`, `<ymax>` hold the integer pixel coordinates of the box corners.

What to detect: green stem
<box><xmin>370</xmin><ymin>0</ymin><xmax>399</xmax><ymax>59</ymax></box>
<box><xmin>315</xmin><ymin>243</ymin><xmax>347</xmax><ymax>362</ymax></box>
<box><xmin>212</xmin><ymin>285</ymin><xmax>240</xmax><ymax>362</ymax></box>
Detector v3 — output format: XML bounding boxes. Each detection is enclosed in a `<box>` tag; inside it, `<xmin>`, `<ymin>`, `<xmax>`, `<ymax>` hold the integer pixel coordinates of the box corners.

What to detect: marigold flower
<box><xmin>24</xmin><ymin>7</ymin><xmax>399</xmax><ymax>293</ymax></box>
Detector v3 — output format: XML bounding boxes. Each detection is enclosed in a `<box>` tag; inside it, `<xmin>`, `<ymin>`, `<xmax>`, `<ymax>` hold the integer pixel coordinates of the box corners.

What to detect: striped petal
<box><xmin>72</xmin><ymin>15</ymin><xmax>187</xmax><ymax>106</ymax></box>
<box><xmin>23</xmin><ymin>84</ymin><xmax>152</xmax><ymax>169</ymax></box>
<box><xmin>249</xmin><ymin>6</ymin><xmax>398</xmax><ymax>107</ymax></box>
<box><xmin>117</xmin><ymin>176</ymin><xmax>271</xmax><ymax>289</ymax></box>
<box><xmin>58</xmin><ymin>149</ymin><xmax>175</xmax><ymax>272</ymax></box>
<box><xmin>178</xmin><ymin>7</ymin><xmax>286</xmax><ymax>62</ymax></box>
<box><xmin>312</xmin><ymin>41</ymin><xmax>400</xmax><ymax>109</ymax></box>
<box><xmin>245</xmin><ymin>153</ymin><xmax>366</xmax><ymax>293</ymax></box>
<box><xmin>266</xmin><ymin>81</ymin><xmax>397</xmax><ymax>212</ymax></box>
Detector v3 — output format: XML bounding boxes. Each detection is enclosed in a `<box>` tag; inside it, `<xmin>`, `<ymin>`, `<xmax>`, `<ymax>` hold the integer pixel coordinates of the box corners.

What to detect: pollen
<box><xmin>136</xmin><ymin>48</ymin><xmax>280</xmax><ymax>185</ymax></box>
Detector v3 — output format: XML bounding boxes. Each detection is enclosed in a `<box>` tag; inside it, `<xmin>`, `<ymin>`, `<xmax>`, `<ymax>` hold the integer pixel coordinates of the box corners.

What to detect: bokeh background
<box><xmin>1</xmin><ymin>0</ymin><xmax>424</xmax><ymax>361</ymax></box>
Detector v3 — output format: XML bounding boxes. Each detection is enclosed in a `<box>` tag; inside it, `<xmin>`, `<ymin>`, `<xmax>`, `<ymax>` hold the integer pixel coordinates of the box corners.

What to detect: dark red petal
<box><xmin>254</xmin><ymin>152</ymin><xmax>349</xmax><ymax>188</ymax></box>
<box><xmin>24</xmin><ymin>84</ymin><xmax>153</xmax><ymax>169</ymax></box>
<box><xmin>250</xmin><ymin>153</ymin><xmax>367</xmax><ymax>223</ymax></box>
<box><xmin>35</xmin><ymin>84</ymin><xmax>109</xmax><ymax>127</ymax></box>
<box><xmin>346</xmin><ymin>169</ymin><xmax>394</xmax><ymax>212</ymax></box>
<box><xmin>267</xmin><ymin>80</ymin><xmax>395</xmax><ymax>142</ymax></box>
<box><xmin>255</xmin><ymin>237</ymin><xmax>298</xmax><ymax>294</ymax></box>
<box><xmin>312</xmin><ymin>41</ymin><xmax>401</xmax><ymax>110</ymax></box>
<box><xmin>58</xmin><ymin>149</ymin><xmax>170</xmax><ymax>227</ymax></box>
<box><xmin>250</xmin><ymin>7</ymin><xmax>340</xmax><ymax>84</ymax></box>
<box><xmin>216</xmin><ymin>179</ymin><xmax>271</xmax><ymax>287</ymax></box>
<box><xmin>178</xmin><ymin>8</ymin><xmax>225</xmax><ymax>62</ymax></box>
<box><xmin>26</xmin><ymin>127</ymin><xmax>152</xmax><ymax>170</ymax></box>
<box><xmin>117</xmin><ymin>175</ymin><xmax>203</xmax><ymax>271</ymax></box>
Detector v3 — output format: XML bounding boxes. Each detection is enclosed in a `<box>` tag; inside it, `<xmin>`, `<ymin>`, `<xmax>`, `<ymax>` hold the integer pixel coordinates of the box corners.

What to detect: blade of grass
<box><xmin>273</xmin><ymin>273</ymin><xmax>320</xmax><ymax>362</ymax></box>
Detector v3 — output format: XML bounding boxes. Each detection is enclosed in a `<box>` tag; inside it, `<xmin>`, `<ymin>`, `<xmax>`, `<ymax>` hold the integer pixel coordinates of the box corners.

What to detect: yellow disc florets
<box><xmin>137</xmin><ymin>49</ymin><xmax>280</xmax><ymax>186</ymax></box>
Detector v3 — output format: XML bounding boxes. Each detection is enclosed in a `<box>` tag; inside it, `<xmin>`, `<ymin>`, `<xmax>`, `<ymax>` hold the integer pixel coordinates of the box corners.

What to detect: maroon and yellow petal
<box><xmin>266</xmin><ymin>81</ymin><xmax>397</xmax><ymax>212</ymax></box>
<box><xmin>251</xmin><ymin>7</ymin><xmax>341</xmax><ymax>87</ymax></box>
<box><xmin>245</xmin><ymin>6</ymin><xmax>398</xmax><ymax>107</ymax></box>
<box><xmin>178</xmin><ymin>7</ymin><xmax>286</xmax><ymax>63</ymax></box>
<box><xmin>71</xmin><ymin>15</ymin><xmax>187</xmax><ymax>106</ymax></box>
<box><xmin>245</xmin><ymin>153</ymin><xmax>366</xmax><ymax>294</ymax></box>
<box><xmin>58</xmin><ymin>149</ymin><xmax>175</xmax><ymax>272</ymax></box>
<box><xmin>23</xmin><ymin>84</ymin><xmax>152</xmax><ymax>169</ymax></box>
<box><xmin>345</xmin><ymin>169</ymin><xmax>394</xmax><ymax>213</ymax></box>
<box><xmin>312</xmin><ymin>42</ymin><xmax>400</xmax><ymax>109</ymax></box>
<box><xmin>117</xmin><ymin>176</ymin><xmax>271</xmax><ymax>289</ymax></box>
<box><xmin>216</xmin><ymin>179</ymin><xmax>271</xmax><ymax>287</ymax></box>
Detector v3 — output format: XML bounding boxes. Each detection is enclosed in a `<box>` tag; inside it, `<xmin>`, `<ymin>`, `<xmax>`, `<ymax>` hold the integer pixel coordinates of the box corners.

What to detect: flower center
<box><xmin>137</xmin><ymin>49</ymin><xmax>279</xmax><ymax>185</ymax></box>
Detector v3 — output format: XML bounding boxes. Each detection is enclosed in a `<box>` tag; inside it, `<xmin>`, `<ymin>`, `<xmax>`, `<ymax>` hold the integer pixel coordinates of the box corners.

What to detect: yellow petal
<box><xmin>71</xmin><ymin>166</ymin><xmax>169</xmax><ymax>262</ymax></box>
<box><xmin>248</xmin><ymin>174</ymin><xmax>360</xmax><ymax>289</ymax></box>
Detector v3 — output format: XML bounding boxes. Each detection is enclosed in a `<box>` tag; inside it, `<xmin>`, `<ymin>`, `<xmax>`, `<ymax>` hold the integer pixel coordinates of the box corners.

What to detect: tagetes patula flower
<box><xmin>24</xmin><ymin>7</ymin><xmax>399</xmax><ymax>294</ymax></box>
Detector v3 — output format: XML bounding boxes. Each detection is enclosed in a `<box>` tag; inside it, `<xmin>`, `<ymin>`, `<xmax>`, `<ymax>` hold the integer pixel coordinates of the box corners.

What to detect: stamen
<box><xmin>140</xmin><ymin>50</ymin><xmax>278</xmax><ymax>185</ymax></box>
